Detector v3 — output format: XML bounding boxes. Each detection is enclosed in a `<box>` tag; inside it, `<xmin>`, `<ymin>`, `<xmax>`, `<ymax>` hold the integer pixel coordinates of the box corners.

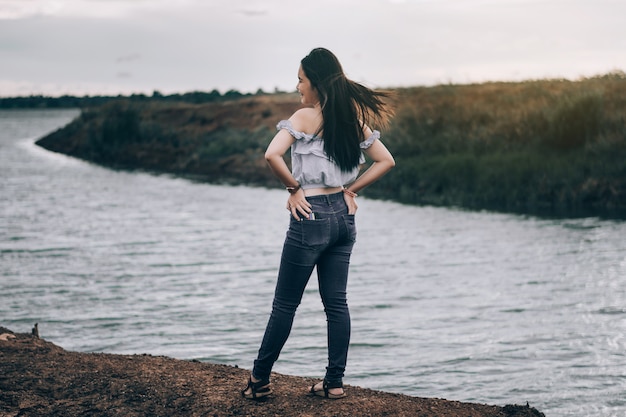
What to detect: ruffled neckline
<box><xmin>276</xmin><ymin>120</ymin><xmax>379</xmax><ymax>149</ymax></box>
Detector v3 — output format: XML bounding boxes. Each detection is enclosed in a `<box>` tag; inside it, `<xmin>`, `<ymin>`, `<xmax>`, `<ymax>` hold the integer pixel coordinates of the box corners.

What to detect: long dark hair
<box><xmin>301</xmin><ymin>48</ymin><xmax>394</xmax><ymax>172</ymax></box>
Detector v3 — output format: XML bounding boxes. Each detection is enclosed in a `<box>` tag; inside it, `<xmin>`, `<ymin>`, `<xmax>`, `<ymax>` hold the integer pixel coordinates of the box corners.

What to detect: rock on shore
<box><xmin>0</xmin><ymin>327</ymin><xmax>544</xmax><ymax>417</ymax></box>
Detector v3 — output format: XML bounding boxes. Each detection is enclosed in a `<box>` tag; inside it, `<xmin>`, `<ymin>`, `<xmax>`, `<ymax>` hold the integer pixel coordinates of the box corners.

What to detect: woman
<box><xmin>242</xmin><ymin>47</ymin><xmax>395</xmax><ymax>400</ymax></box>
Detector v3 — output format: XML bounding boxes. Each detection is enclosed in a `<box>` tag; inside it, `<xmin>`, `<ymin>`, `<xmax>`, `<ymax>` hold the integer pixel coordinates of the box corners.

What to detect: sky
<box><xmin>1</xmin><ymin>0</ymin><xmax>625</xmax><ymax>97</ymax></box>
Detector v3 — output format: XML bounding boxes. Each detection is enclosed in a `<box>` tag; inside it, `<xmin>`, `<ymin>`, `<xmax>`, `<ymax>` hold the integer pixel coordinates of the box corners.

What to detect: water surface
<box><xmin>1</xmin><ymin>110</ymin><xmax>625</xmax><ymax>416</ymax></box>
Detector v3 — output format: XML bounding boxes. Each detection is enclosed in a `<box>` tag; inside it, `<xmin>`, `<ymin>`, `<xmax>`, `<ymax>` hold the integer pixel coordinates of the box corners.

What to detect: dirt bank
<box><xmin>0</xmin><ymin>327</ymin><xmax>544</xmax><ymax>417</ymax></box>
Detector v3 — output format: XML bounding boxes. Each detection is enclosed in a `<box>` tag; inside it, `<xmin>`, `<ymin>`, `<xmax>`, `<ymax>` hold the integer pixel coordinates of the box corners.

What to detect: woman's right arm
<box><xmin>346</xmin><ymin>128</ymin><xmax>395</xmax><ymax>195</ymax></box>
<box><xmin>342</xmin><ymin>130</ymin><xmax>394</xmax><ymax>215</ymax></box>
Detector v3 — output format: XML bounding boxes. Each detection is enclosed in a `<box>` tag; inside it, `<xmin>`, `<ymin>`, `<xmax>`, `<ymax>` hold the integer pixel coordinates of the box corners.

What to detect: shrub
<box><xmin>544</xmin><ymin>91</ymin><xmax>604</xmax><ymax>150</ymax></box>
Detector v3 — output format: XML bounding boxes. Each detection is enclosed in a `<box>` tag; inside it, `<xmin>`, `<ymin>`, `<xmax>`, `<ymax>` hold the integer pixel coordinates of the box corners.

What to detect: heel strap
<box><xmin>323</xmin><ymin>379</ymin><xmax>343</xmax><ymax>390</ymax></box>
<box><xmin>242</xmin><ymin>377</ymin><xmax>271</xmax><ymax>399</ymax></box>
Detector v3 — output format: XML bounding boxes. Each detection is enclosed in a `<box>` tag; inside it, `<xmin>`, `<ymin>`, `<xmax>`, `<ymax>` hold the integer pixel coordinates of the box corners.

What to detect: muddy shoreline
<box><xmin>0</xmin><ymin>326</ymin><xmax>544</xmax><ymax>417</ymax></box>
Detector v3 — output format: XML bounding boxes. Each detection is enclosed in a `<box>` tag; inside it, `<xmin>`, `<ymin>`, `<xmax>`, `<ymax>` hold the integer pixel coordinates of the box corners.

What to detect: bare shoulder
<box><xmin>289</xmin><ymin>107</ymin><xmax>322</xmax><ymax>134</ymax></box>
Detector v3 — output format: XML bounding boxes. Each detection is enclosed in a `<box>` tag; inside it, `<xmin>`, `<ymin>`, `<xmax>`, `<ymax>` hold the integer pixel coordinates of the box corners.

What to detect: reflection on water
<box><xmin>1</xmin><ymin>110</ymin><xmax>625</xmax><ymax>417</ymax></box>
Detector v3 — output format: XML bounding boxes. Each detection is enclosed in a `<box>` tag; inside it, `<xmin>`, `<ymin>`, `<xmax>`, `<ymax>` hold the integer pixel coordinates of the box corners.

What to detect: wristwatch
<box><xmin>286</xmin><ymin>184</ymin><xmax>301</xmax><ymax>194</ymax></box>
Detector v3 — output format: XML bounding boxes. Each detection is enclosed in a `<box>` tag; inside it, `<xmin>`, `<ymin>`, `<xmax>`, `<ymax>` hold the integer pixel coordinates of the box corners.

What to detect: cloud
<box><xmin>116</xmin><ymin>53</ymin><xmax>142</xmax><ymax>64</ymax></box>
<box><xmin>0</xmin><ymin>0</ymin><xmax>193</xmax><ymax>20</ymax></box>
<box><xmin>0</xmin><ymin>0</ymin><xmax>63</xmax><ymax>19</ymax></box>
<box><xmin>236</xmin><ymin>8</ymin><xmax>268</xmax><ymax>17</ymax></box>
<box><xmin>1</xmin><ymin>0</ymin><xmax>625</xmax><ymax>97</ymax></box>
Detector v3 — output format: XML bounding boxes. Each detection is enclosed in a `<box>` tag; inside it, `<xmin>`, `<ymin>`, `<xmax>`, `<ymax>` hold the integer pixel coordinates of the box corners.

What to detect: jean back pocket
<box><xmin>300</xmin><ymin>217</ymin><xmax>331</xmax><ymax>247</ymax></box>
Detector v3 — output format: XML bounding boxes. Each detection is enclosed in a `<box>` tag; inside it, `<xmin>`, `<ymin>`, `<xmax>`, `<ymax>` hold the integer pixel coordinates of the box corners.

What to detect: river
<box><xmin>1</xmin><ymin>109</ymin><xmax>625</xmax><ymax>416</ymax></box>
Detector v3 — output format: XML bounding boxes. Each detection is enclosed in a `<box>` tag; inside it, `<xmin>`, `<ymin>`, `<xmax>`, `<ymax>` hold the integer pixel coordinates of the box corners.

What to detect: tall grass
<box><xmin>37</xmin><ymin>73</ymin><xmax>626</xmax><ymax>218</ymax></box>
<box><xmin>366</xmin><ymin>73</ymin><xmax>626</xmax><ymax>216</ymax></box>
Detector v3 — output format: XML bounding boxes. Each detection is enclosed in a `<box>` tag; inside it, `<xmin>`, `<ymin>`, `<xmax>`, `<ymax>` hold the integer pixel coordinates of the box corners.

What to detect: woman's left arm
<box><xmin>265</xmin><ymin>129</ymin><xmax>297</xmax><ymax>186</ymax></box>
<box><xmin>265</xmin><ymin>127</ymin><xmax>312</xmax><ymax>218</ymax></box>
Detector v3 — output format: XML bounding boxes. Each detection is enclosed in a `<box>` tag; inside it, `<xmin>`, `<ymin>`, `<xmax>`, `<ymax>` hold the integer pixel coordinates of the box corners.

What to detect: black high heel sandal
<box><xmin>241</xmin><ymin>376</ymin><xmax>272</xmax><ymax>400</ymax></box>
<box><xmin>309</xmin><ymin>379</ymin><xmax>346</xmax><ymax>399</ymax></box>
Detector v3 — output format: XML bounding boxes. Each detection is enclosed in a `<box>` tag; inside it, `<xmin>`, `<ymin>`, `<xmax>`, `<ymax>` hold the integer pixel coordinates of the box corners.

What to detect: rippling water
<box><xmin>2</xmin><ymin>109</ymin><xmax>625</xmax><ymax>416</ymax></box>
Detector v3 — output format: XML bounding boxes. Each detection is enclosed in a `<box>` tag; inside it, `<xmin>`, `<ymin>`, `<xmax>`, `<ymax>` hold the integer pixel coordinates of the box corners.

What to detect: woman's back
<box><xmin>290</xmin><ymin>106</ymin><xmax>323</xmax><ymax>137</ymax></box>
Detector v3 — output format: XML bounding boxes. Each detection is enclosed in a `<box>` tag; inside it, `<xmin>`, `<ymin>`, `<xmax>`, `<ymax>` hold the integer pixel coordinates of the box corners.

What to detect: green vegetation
<box><xmin>34</xmin><ymin>73</ymin><xmax>626</xmax><ymax>218</ymax></box>
<box><xmin>0</xmin><ymin>89</ymin><xmax>261</xmax><ymax>109</ymax></box>
<box><xmin>368</xmin><ymin>72</ymin><xmax>626</xmax><ymax>217</ymax></box>
<box><xmin>35</xmin><ymin>95</ymin><xmax>295</xmax><ymax>186</ymax></box>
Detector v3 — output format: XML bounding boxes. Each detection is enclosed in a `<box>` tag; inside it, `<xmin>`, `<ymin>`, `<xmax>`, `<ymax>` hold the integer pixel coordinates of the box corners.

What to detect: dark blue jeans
<box><xmin>253</xmin><ymin>191</ymin><xmax>356</xmax><ymax>385</ymax></box>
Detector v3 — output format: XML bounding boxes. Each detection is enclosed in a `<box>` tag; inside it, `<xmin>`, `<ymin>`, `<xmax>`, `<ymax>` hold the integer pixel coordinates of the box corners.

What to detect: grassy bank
<box><xmin>36</xmin><ymin>73</ymin><xmax>626</xmax><ymax>218</ymax></box>
<box><xmin>377</xmin><ymin>72</ymin><xmax>626</xmax><ymax>217</ymax></box>
<box><xmin>36</xmin><ymin>94</ymin><xmax>300</xmax><ymax>187</ymax></box>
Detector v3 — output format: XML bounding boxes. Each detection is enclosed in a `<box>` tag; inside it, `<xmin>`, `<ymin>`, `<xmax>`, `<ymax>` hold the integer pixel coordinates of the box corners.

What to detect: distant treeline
<box><xmin>35</xmin><ymin>71</ymin><xmax>626</xmax><ymax>219</ymax></box>
<box><xmin>0</xmin><ymin>88</ymin><xmax>289</xmax><ymax>109</ymax></box>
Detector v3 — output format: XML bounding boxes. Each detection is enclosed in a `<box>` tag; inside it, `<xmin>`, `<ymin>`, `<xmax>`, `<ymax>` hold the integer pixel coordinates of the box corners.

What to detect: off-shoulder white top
<box><xmin>276</xmin><ymin>119</ymin><xmax>379</xmax><ymax>189</ymax></box>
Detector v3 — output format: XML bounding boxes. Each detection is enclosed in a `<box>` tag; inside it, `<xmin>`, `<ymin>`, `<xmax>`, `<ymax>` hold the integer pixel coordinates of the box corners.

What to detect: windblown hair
<box><xmin>301</xmin><ymin>47</ymin><xmax>394</xmax><ymax>172</ymax></box>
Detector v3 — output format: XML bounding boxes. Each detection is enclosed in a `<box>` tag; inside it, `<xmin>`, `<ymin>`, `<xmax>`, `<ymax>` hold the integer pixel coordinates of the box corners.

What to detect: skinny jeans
<box><xmin>253</xmin><ymin>191</ymin><xmax>356</xmax><ymax>385</ymax></box>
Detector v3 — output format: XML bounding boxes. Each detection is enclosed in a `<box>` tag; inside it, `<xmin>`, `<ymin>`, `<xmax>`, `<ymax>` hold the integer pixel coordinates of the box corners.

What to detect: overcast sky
<box><xmin>1</xmin><ymin>0</ymin><xmax>624</xmax><ymax>97</ymax></box>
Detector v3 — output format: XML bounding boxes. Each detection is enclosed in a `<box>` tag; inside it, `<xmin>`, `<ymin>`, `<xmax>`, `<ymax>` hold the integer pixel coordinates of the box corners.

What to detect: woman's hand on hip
<box><xmin>343</xmin><ymin>193</ymin><xmax>358</xmax><ymax>215</ymax></box>
<box><xmin>287</xmin><ymin>190</ymin><xmax>312</xmax><ymax>220</ymax></box>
